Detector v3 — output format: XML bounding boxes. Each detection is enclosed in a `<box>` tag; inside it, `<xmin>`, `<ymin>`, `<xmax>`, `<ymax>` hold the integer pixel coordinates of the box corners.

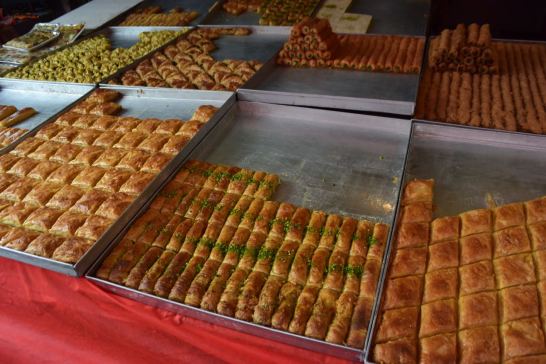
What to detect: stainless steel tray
<box><xmin>1</xmin><ymin>26</ymin><xmax>189</xmax><ymax>83</ymax></box>
<box><xmin>118</xmin><ymin>0</ymin><xmax>219</xmax><ymax>26</ymax></box>
<box><xmin>202</xmin><ymin>0</ymin><xmax>260</xmax><ymax>26</ymax></box>
<box><xmin>0</xmin><ymin>85</ymin><xmax>235</xmax><ymax>276</ymax></box>
<box><xmin>0</xmin><ymin>79</ymin><xmax>95</xmax><ymax>151</ymax></box>
<box><xmin>101</xmin><ymin>25</ymin><xmax>289</xmax><ymax>91</ymax></box>
<box><xmin>86</xmin><ymin>101</ymin><xmax>411</xmax><ymax>360</ymax></box>
<box><xmin>51</xmin><ymin>0</ymin><xmax>144</xmax><ymax>30</ymax></box>
<box><xmin>364</xmin><ymin>121</ymin><xmax>546</xmax><ymax>364</ymax></box>
<box><xmin>238</xmin><ymin>35</ymin><xmax>424</xmax><ymax>116</ymax></box>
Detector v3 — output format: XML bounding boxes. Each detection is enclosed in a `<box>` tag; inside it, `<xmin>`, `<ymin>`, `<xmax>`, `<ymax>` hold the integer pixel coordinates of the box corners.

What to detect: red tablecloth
<box><xmin>0</xmin><ymin>257</ymin><xmax>354</xmax><ymax>364</ymax></box>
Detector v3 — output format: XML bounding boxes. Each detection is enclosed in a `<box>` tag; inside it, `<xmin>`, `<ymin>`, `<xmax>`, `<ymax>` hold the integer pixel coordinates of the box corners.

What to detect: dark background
<box><xmin>429</xmin><ymin>0</ymin><xmax>546</xmax><ymax>40</ymax></box>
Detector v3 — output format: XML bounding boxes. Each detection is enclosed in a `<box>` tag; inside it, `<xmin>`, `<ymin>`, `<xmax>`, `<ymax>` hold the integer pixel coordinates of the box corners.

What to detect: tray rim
<box><xmin>84</xmin><ymin>99</ymin><xmax>414</xmax><ymax>361</ymax></box>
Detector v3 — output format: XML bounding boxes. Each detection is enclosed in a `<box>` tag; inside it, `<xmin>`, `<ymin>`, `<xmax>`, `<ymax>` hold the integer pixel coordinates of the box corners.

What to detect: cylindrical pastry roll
<box><xmin>288</xmin><ymin>243</ymin><xmax>316</xmax><ymax>286</ymax></box>
<box><xmin>180</xmin><ymin>220</ymin><xmax>207</xmax><ymax>255</ymax></box>
<box><xmin>318</xmin><ymin>214</ymin><xmax>343</xmax><ymax>250</ymax></box>
<box><xmin>226</xmin><ymin>169</ymin><xmax>253</xmax><ymax>195</ymax></box>
<box><xmin>235</xmin><ymin>270</ymin><xmax>268</xmax><ymax>321</ymax></box>
<box><xmin>490</xmin><ymin>74</ymin><xmax>505</xmax><ymax>130</ymax></box>
<box><xmin>456</xmin><ymin>72</ymin><xmax>472</xmax><ymax>125</ymax></box>
<box><xmin>333</xmin><ymin>217</ymin><xmax>358</xmax><ymax>254</ymax></box>
<box><xmin>366</xmin><ymin>223</ymin><xmax>388</xmax><ymax>262</ymax></box>
<box><xmin>184</xmin><ymin>259</ymin><xmax>221</xmax><ymax>307</ymax></box>
<box><xmin>184</xmin><ymin>188</ymin><xmax>212</xmax><ymax>220</ymax></box>
<box><xmin>108</xmin><ymin>242</ymin><xmax>149</xmax><ymax>284</ymax></box>
<box><xmin>0</xmin><ymin>106</ymin><xmax>17</xmax><ymax>121</ymax></box>
<box><xmin>428</xmin><ymin>36</ymin><xmax>441</xmax><ymax>67</ymax></box>
<box><xmin>271</xmin><ymin>239</ymin><xmax>300</xmax><ymax>277</ymax></box>
<box><xmin>302</xmin><ymin>210</ymin><xmax>326</xmax><ymax>247</ymax></box>
<box><xmin>366</xmin><ymin>37</ymin><xmax>385</xmax><ymax>71</ymax></box>
<box><xmin>446</xmin><ymin>72</ymin><xmax>461</xmax><ymax>123</ymax></box>
<box><xmin>151</xmin><ymin>215</ymin><xmax>181</xmax><ymax>249</ymax></box>
<box><xmin>449</xmin><ymin>24</ymin><xmax>465</xmax><ymax>58</ymax></box>
<box><xmin>436</xmin><ymin>72</ymin><xmax>450</xmax><ymax>121</ymax></box>
<box><xmin>238</xmin><ymin>198</ymin><xmax>266</xmax><ymax>231</ymax></box>
<box><xmin>528</xmin><ymin>44</ymin><xmax>546</xmax><ymax>106</ymax></box>
<box><xmin>271</xmin><ymin>282</ymin><xmax>303</xmax><ymax>330</ymax></box>
<box><xmin>217</xmin><ymin>267</ymin><xmax>250</xmax><ymax>317</ymax></box>
<box><xmin>346</xmin><ymin>297</ymin><xmax>374</xmax><ymax>348</ymax></box>
<box><xmin>343</xmin><ymin>255</ymin><xmax>366</xmax><ymax>294</ymax></box>
<box><xmin>480</xmin><ymin>73</ymin><xmax>492</xmax><ymax>128</ymax></box>
<box><xmin>411</xmin><ymin>38</ymin><xmax>425</xmax><ymax>73</ymax></box>
<box><xmin>125</xmin><ymin>246</ymin><xmax>162</xmax><ymax>289</ymax></box>
<box><xmin>253</xmin><ymin>235</ymin><xmax>282</xmax><ymax>274</ymax></box>
<box><xmin>393</xmin><ymin>37</ymin><xmax>410</xmax><ymax>72</ymax></box>
<box><xmin>253</xmin><ymin>275</ymin><xmax>285</xmax><ymax>325</ymax></box>
<box><xmin>520</xmin><ymin>45</ymin><xmax>546</xmax><ymax>133</ymax></box>
<box><xmin>97</xmin><ymin>239</ymin><xmax>133</xmax><ymax>279</ymax></box>
<box><xmin>467</xmin><ymin>23</ymin><xmax>479</xmax><ymax>45</ymax></box>
<box><xmin>193</xmin><ymin>224</ymin><xmax>222</xmax><ymax>259</ymax></box>
<box><xmin>376</xmin><ymin>36</ymin><xmax>393</xmax><ymax>71</ymax></box>
<box><xmin>269</xmin><ymin>202</ymin><xmax>296</xmax><ymax>240</ymax></box>
<box><xmin>153</xmin><ymin>251</ymin><xmax>191</xmax><ymax>297</ymax></box>
<box><xmin>244</xmin><ymin>171</ymin><xmax>266</xmax><ymax>197</ymax></box>
<box><xmin>201</xmin><ymin>262</ymin><xmax>234</xmax><ymax>311</ymax></box>
<box><xmin>500</xmin><ymin>74</ymin><xmax>516</xmax><ymax>131</ymax></box>
<box><xmin>469</xmin><ymin>74</ymin><xmax>482</xmax><ymax>127</ymax></box>
<box><xmin>304</xmin><ymin>288</ymin><xmax>340</xmax><ymax>340</ymax></box>
<box><xmin>325</xmin><ymin>291</ymin><xmax>358</xmax><ymax>344</ymax></box>
<box><xmin>168</xmin><ymin>256</ymin><xmax>206</xmax><ymax>302</ymax></box>
<box><xmin>284</xmin><ymin>207</ymin><xmax>311</xmax><ymax>243</ymax></box>
<box><xmin>323</xmin><ymin>249</ymin><xmax>348</xmax><ymax>292</ymax></box>
<box><xmin>238</xmin><ymin>232</ymin><xmax>266</xmax><ymax>271</ymax></box>
<box><xmin>359</xmin><ymin>259</ymin><xmax>381</xmax><ymax>300</ymax></box>
<box><xmin>425</xmin><ymin>72</ymin><xmax>441</xmax><ymax>121</ymax></box>
<box><xmin>165</xmin><ymin>218</ymin><xmax>193</xmax><ymax>252</ymax></box>
<box><xmin>307</xmin><ymin>247</ymin><xmax>331</xmax><ymax>287</ymax></box>
<box><xmin>138</xmin><ymin>250</ymin><xmax>175</xmax><ymax>293</ymax></box>
<box><xmin>438</xmin><ymin>29</ymin><xmax>450</xmax><ymax>57</ymax></box>
<box><xmin>288</xmin><ymin>285</ymin><xmax>320</xmax><ymax>335</ymax></box>
<box><xmin>208</xmin><ymin>193</ymin><xmax>240</xmax><ymax>226</ymax></box>
<box><xmin>478</xmin><ymin>24</ymin><xmax>491</xmax><ymax>47</ymax></box>
<box><xmin>254</xmin><ymin>173</ymin><xmax>280</xmax><ymax>200</ymax></box>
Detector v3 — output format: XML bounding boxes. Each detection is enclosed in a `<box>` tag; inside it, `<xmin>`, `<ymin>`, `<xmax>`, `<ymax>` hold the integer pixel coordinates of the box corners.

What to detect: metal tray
<box><xmin>414</xmin><ymin>38</ymin><xmax>546</xmax><ymax>135</ymax></box>
<box><xmin>101</xmin><ymin>25</ymin><xmax>289</xmax><ymax>91</ymax></box>
<box><xmin>1</xmin><ymin>26</ymin><xmax>189</xmax><ymax>83</ymax></box>
<box><xmin>202</xmin><ymin>0</ymin><xmax>262</xmax><ymax>26</ymax></box>
<box><xmin>51</xmin><ymin>0</ymin><xmax>144</xmax><ymax>30</ymax></box>
<box><xmin>86</xmin><ymin>101</ymin><xmax>411</xmax><ymax>361</ymax></box>
<box><xmin>117</xmin><ymin>0</ymin><xmax>219</xmax><ymax>26</ymax></box>
<box><xmin>238</xmin><ymin>35</ymin><xmax>424</xmax><ymax>116</ymax></box>
<box><xmin>96</xmin><ymin>26</ymin><xmax>189</xmax><ymax>49</ymax></box>
<box><xmin>3</xmin><ymin>26</ymin><xmax>61</xmax><ymax>53</ymax></box>
<box><xmin>0</xmin><ymin>79</ymin><xmax>95</xmax><ymax>151</ymax></box>
<box><xmin>364</xmin><ymin>121</ymin><xmax>546</xmax><ymax>364</ymax></box>
<box><xmin>0</xmin><ymin>85</ymin><xmax>235</xmax><ymax>276</ymax></box>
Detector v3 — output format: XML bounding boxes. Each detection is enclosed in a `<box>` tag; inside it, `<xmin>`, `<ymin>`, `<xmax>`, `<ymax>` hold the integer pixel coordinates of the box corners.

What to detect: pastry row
<box><xmin>277</xmin><ymin>18</ymin><xmax>423</xmax><ymax>74</ymax></box>
<box><xmin>429</xmin><ymin>23</ymin><xmax>496</xmax><ymax>74</ymax></box>
<box><xmin>373</xmin><ymin>179</ymin><xmax>546</xmax><ymax>363</ymax></box>
<box><xmin>6</xmin><ymin>31</ymin><xmax>183</xmax><ymax>83</ymax></box>
<box><xmin>119</xmin><ymin>6</ymin><xmax>199</xmax><ymax>26</ymax></box>
<box><xmin>416</xmin><ymin>41</ymin><xmax>546</xmax><ymax>134</ymax></box>
<box><xmin>114</xmin><ymin>28</ymin><xmax>262</xmax><ymax>91</ymax></box>
<box><xmin>97</xmin><ymin>159</ymin><xmax>388</xmax><ymax>348</ymax></box>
